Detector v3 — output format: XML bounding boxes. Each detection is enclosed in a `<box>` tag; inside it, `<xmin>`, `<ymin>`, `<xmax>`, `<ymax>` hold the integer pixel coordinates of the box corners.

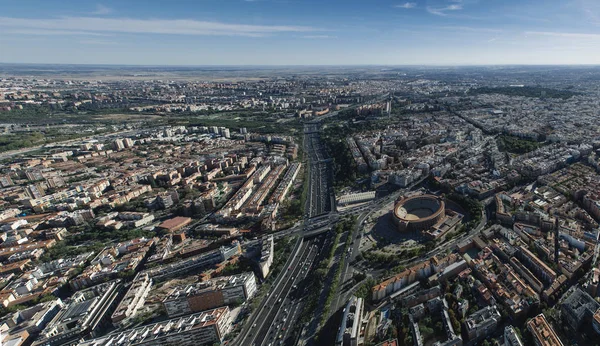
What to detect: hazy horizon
<box><xmin>2</xmin><ymin>62</ymin><xmax>600</xmax><ymax>68</ymax></box>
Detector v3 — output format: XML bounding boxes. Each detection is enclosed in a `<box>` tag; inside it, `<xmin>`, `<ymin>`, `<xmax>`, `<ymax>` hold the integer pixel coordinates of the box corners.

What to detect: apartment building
<box><xmin>527</xmin><ymin>314</ymin><xmax>563</xmax><ymax>346</ymax></box>
<box><xmin>335</xmin><ymin>296</ymin><xmax>364</xmax><ymax>346</ymax></box>
<box><xmin>464</xmin><ymin>305</ymin><xmax>501</xmax><ymax>342</ymax></box>
<box><xmin>163</xmin><ymin>272</ymin><xmax>256</xmax><ymax>317</ymax></box>
<box><xmin>111</xmin><ymin>273</ymin><xmax>152</xmax><ymax>324</ymax></box>
<box><xmin>79</xmin><ymin>307</ymin><xmax>230</xmax><ymax>346</ymax></box>
<box><xmin>33</xmin><ymin>281</ymin><xmax>121</xmax><ymax>346</ymax></box>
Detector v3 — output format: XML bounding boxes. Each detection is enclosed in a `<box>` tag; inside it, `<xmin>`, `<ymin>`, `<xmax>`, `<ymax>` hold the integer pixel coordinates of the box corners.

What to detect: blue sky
<box><xmin>1</xmin><ymin>0</ymin><xmax>600</xmax><ymax>65</ymax></box>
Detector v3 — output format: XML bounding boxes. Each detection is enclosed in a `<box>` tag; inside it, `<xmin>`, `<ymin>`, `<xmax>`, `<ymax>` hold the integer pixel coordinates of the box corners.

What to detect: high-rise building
<box><xmin>218</xmin><ymin>127</ymin><xmax>228</xmax><ymax>137</ymax></box>
<box><xmin>123</xmin><ymin>138</ymin><xmax>134</xmax><ymax>148</ymax></box>
<box><xmin>113</xmin><ymin>139</ymin><xmax>125</xmax><ymax>151</ymax></box>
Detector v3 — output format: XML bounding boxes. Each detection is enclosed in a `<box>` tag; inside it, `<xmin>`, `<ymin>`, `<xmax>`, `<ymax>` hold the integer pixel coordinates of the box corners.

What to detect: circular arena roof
<box><xmin>393</xmin><ymin>195</ymin><xmax>444</xmax><ymax>222</ymax></box>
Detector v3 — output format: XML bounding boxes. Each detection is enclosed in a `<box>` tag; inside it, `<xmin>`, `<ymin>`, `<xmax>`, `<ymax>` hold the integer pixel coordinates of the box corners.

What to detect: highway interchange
<box><xmin>236</xmin><ymin>118</ymin><xmax>494</xmax><ymax>346</ymax></box>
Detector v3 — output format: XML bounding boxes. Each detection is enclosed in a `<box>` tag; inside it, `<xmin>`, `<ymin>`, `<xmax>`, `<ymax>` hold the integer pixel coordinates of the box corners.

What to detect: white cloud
<box><xmin>395</xmin><ymin>2</ymin><xmax>416</xmax><ymax>9</ymax></box>
<box><xmin>3</xmin><ymin>29</ymin><xmax>111</xmax><ymax>36</ymax></box>
<box><xmin>438</xmin><ymin>26</ymin><xmax>502</xmax><ymax>33</ymax></box>
<box><xmin>426</xmin><ymin>0</ymin><xmax>473</xmax><ymax>16</ymax></box>
<box><xmin>91</xmin><ymin>4</ymin><xmax>112</xmax><ymax>15</ymax></box>
<box><xmin>302</xmin><ymin>35</ymin><xmax>337</xmax><ymax>39</ymax></box>
<box><xmin>0</xmin><ymin>16</ymin><xmax>320</xmax><ymax>37</ymax></box>
<box><xmin>446</xmin><ymin>4</ymin><xmax>463</xmax><ymax>10</ymax></box>
<box><xmin>504</xmin><ymin>14</ymin><xmax>551</xmax><ymax>23</ymax></box>
<box><xmin>426</xmin><ymin>4</ymin><xmax>463</xmax><ymax>16</ymax></box>
<box><xmin>80</xmin><ymin>39</ymin><xmax>117</xmax><ymax>45</ymax></box>
<box><xmin>525</xmin><ymin>31</ymin><xmax>600</xmax><ymax>39</ymax></box>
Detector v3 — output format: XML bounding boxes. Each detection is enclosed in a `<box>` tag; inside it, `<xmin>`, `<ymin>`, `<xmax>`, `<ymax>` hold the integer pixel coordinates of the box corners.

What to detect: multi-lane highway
<box><xmin>237</xmin><ymin>237</ymin><xmax>304</xmax><ymax>346</ymax></box>
<box><xmin>304</xmin><ymin>122</ymin><xmax>334</xmax><ymax>218</ymax></box>
<box><xmin>241</xmin><ymin>237</ymin><xmax>322</xmax><ymax>346</ymax></box>
<box><xmin>237</xmin><ymin>121</ymin><xmax>337</xmax><ymax>346</ymax></box>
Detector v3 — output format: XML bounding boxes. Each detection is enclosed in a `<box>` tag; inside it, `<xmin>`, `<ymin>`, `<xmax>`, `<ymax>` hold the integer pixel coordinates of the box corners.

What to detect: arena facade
<box><xmin>392</xmin><ymin>194</ymin><xmax>463</xmax><ymax>240</ymax></box>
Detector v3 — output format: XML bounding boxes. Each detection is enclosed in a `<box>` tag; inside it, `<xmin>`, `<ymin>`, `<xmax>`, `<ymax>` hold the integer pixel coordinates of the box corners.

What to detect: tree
<box><xmin>448</xmin><ymin>309</ymin><xmax>461</xmax><ymax>332</ymax></box>
<box><xmin>39</xmin><ymin>295</ymin><xmax>56</xmax><ymax>303</ymax></box>
<box><xmin>419</xmin><ymin>325</ymin><xmax>434</xmax><ymax>337</ymax></box>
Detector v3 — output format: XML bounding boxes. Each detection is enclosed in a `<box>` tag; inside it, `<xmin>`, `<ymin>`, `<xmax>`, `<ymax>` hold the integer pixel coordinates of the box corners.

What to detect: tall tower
<box><xmin>386</xmin><ymin>98</ymin><xmax>391</xmax><ymax>116</ymax></box>
<box><xmin>554</xmin><ymin>217</ymin><xmax>559</xmax><ymax>264</ymax></box>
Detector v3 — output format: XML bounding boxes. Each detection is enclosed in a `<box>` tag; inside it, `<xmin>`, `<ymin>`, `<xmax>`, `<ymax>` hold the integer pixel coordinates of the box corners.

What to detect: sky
<box><xmin>1</xmin><ymin>0</ymin><xmax>600</xmax><ymax>65</ymax></box>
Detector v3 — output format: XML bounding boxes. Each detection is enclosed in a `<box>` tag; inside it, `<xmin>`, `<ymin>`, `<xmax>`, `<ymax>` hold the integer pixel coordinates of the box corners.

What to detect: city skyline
<box><xmin>3</xmin><ymin>46</ymin><xmax>600</xmax><ymax>345</ymax></box>
<box><xmin>1</xmin><ymin>0</ymin><xmax>600</xmax><ymax>65</ymax></box>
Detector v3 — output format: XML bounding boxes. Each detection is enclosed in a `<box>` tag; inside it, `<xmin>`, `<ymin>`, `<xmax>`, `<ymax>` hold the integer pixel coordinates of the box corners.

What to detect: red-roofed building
<box><xmin>375</xmin><ymin>339</ymin><xmax>398</xmax><ymax>346</ymax></box>
<box><xmin>157</xmin><ymin>216</ymin><xmax>192</xmax><ymax>233</ymax></box>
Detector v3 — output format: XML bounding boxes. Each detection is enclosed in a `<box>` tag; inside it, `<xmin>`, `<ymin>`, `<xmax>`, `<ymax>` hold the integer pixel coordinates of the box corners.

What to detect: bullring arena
<box><xmin>392</xmin><ymin>195</ymin><xmax>463</xmax><ymax>239</ymax></box>
<box><xmin>392</xmin><ymin>195</ymin><xmax>446</xmax><ymax>233</ymax></box>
